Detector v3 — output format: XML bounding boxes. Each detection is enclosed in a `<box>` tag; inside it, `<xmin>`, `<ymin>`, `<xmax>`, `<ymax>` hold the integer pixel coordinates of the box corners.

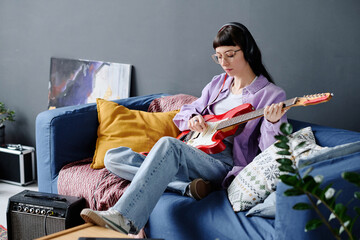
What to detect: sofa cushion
<box><xmin>227</xmin><ymin>127</ymin><xmax>323</xmax><ymax>212</ymax></box>
<box><xmin>146</xmin><ymin>191</ymin><xmax>275</xmax><ymax>240</ymax></box>
<box><xmin>92</xmin><ymin>98</ymin><xmax>180</xmax><ymax>169</ymax></box>
<box><xmin>148</xmin><ymin>94</ymin><xmax>198</xmax><ymax>112</ymax></box>
<box><xmin>289</xmin><ymin>119</ymin><xmax>360</xmax><ymax>147</ymax></box>
<box><xmin>297</xmin><ymin>140</ymin><xmax>360</xmax><ymax>168</ymax></box>
<box><xmin>246</xmin><ymin>191</ymin><xmax>277</xmax><ymax>218</ymax></box>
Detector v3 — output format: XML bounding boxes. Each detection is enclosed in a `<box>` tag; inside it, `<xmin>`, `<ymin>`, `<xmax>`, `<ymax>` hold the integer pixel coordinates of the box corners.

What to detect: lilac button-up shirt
<box><xmin>173</xmin><ymin>73</ymin><xmax>287</xmax><ymax>187</ymax></box>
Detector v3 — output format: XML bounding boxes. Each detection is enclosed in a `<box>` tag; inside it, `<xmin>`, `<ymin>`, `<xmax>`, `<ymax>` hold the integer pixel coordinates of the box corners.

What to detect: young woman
<box><xmin>80</xmin><ymin>22</ymin><xmax>287</xmax><ymax>235</ymax></box>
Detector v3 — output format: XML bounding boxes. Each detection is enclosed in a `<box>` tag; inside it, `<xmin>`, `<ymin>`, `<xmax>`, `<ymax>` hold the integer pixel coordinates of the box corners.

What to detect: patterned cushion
<box><xmin>148</xmin><ymin>94</ymin><xmax>198</xmax><ymax>112</ymax></box>
<box><xmin>227</xmin><ymin>127</ymin><xmax>323</xmax><ymax>212</ymax></box>
<box><xmin>58</xmin><ymin>158</ymin><xmax>130</xmax><ymax>210</ymax></box>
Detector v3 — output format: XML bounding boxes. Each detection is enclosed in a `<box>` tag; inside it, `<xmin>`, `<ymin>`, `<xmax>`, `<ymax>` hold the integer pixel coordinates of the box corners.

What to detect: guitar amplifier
<box><xmin>7</xmin><ymin>190</ymin><xmax>86</xmax><ymax>240</ymax></box>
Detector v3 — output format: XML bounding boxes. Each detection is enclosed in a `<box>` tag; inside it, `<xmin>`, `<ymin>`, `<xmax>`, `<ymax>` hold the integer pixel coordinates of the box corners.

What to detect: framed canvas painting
<box><xmin>48</xmin><ymin>57</ymin><xmax>131</xmax><ymax>109</ymax></box>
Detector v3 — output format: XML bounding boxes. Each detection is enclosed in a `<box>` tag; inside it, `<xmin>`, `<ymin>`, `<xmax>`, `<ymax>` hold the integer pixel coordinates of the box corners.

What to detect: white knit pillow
<box><xmin>227</xmin><ymin>127</ymin><xmax>323</xmax><ymax>212</ymax></box>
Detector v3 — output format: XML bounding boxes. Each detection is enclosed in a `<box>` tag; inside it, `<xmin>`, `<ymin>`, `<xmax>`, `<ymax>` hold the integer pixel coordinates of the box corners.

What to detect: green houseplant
<box><xmin>0</xmin><ymin>102</ymin><xmax>15</xmax><ymax>144</ymax></box>
<box><xmin>276</xmin><ymin>122</ymin><xmax>360</xmax><ymax>239</ymax></box>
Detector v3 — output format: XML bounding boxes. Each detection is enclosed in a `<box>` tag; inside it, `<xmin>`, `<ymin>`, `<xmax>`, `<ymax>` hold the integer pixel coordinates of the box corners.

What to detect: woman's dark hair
<box><xmin>213</xmin><ymin>22</ymin><xmax>274</xmax><ymax>83</ymax></box>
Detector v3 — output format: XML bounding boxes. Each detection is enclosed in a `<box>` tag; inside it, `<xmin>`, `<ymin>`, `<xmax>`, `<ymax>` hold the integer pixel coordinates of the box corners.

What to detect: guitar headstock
<box><xmin>295</xmin><ymin>93</ymin><xmax>333</xmax><ymax>106</ymax></box>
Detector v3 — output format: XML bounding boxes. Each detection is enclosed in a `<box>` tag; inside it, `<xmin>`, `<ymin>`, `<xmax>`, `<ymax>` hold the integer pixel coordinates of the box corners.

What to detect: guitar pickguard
<box><xmin>185</xmin><ymin>119</ymin><xmax>228</xmax><ymax>149</ymax></box>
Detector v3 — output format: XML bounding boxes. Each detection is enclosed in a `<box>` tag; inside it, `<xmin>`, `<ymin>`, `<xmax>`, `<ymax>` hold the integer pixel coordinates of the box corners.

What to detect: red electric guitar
<box><xmin>177</xmin><ymin>93</ymin><xmax>333</xmax><ymax>154</ymax></box>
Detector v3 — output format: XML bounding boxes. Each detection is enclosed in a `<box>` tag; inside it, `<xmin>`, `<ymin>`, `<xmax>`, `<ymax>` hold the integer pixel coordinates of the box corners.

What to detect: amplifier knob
<box><xmin>29</xmin><ymin>208</ymin><xmax>34</xmax><ymax>213</ymax></box>
<box><xmin>35</xmin><ymin>209</ymin><xmax>40</xmax><ymax>214</ymax></box>
<box><xmin>17</xmin><ymin>206</ymin><xmax>22</xmax><ymax>211</ymax></box>
<box><xmin>41</xmin><ymin>210</ymin><xmax>46</xmax><ymax>215</ymax></box>
<box><xmin>24</xmin><ymin>207</ymin><xmax>29</xmax><ymax>213</ymax></box>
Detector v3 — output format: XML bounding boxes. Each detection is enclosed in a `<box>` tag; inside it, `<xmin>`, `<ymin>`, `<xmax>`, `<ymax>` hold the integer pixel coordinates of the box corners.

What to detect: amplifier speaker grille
<box><xmin>10</xmin><ymin>212</ymin><xmax>66</xmax><ymax>240</ymax></box>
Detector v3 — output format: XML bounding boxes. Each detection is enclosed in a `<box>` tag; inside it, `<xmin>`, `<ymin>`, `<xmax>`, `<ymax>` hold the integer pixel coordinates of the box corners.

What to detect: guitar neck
<box><xmin>217</xmin><ymin>98</ymin><xmax>297</xmax><ymax>130</ymax></box>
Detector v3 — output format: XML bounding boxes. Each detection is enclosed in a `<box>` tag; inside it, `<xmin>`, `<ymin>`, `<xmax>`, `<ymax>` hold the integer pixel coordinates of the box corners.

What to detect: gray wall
<box><xmin>1</xmin><ymin>0</ymin><xmax>359</xmax><ymax>148</ymax></box>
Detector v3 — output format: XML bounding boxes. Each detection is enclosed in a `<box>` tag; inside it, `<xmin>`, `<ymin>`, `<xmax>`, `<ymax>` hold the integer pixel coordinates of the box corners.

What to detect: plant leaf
<box><xmin>280</xmin><ymin>122</ymin><xmax>293</xmax><ymax>135</ymax></box>
<box><xmin>334</xmin><ymin>203</ymin><xmax>347</xmax><ymax>220</ymax></box>
<box><xmin>279</xmin><ymin>175</ymin><xmax>299</xmax><ymax>186</ymax></box>
<box><xmin>305</xmin><ymin>219</ymin><xmax>323</xmax><ymax>232</ymax></box>
<box><xmin>342</xmin><ymin>172</ymin><xmax>360</xmax><ymax>187</ymax></box>
<box><xmin>275</xmin><ymin>135</ymin><xmax>289</xmax><ymax>142</ymax></box>
<box><xmin>279</xmin><ymin>165</ymin><xmax>296</xmax><ymax>173</ymax></box>
<box><xmin>275</xmin><ymin>142</ymin><xmax>290</xmax><ymax>150</ymax></box>
<box><xmin>303</xmin><ymin>176</ymin><xmax>318</xmax><ymax>193</ymax></box>
<box><xmin>293</xmin><ymin>202</ymin><xmax>312</xmax><ymax>210</ymax></box>
<box><xmin>284</xmin><ymin>188</ymin><xmax>304</xmax><ymax>196</ymax></box>
<box><xmin>277</xmin><ymin>150</ymin><xmax>291</xmax><ymax>156</ymax></box>
<box><xmin>276</xmin><ymin>158</ymin><xmax>293</xmax><ymax>166</ymax></box>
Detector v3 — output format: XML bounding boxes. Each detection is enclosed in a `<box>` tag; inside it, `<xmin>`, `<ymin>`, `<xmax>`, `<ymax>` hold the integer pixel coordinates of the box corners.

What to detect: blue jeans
<box><xmin>104</xmin><ymin>136</ymin><xmax>233</xmax><ymax>232</ymax></box>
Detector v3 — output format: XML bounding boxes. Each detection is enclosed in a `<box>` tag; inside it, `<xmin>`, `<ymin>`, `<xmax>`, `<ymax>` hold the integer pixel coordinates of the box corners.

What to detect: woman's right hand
<box><xmin>188</xmin><ymin>115</ymin><xmax>208</xmax><ymax>133</ymax></box>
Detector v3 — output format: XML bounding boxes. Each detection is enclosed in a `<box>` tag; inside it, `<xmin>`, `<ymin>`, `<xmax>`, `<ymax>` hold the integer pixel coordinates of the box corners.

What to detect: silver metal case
<box><xmin>0</xmin><ymin>145</ymin><xmax>36</xmax><ymax>185</ymax></box>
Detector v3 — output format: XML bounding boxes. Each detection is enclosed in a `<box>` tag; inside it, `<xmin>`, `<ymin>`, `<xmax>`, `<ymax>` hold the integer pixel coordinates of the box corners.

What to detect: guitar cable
<box><xmin>44</xmin><ymin>210</ymin><xmax>52</xmax><ymax>236</ymax></box>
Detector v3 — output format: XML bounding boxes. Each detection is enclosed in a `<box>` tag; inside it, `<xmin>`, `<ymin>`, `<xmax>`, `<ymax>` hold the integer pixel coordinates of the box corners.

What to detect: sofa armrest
<box><xmin>36</xmin><ymin>93</ymin><xmax>168</xmax><ymax>193</ymax></box>
<box><xmin>289</xmin><ymin>119</ymin><xmax>360</xmax><ymax>147</ymax></box>
<box><xmin>275</xmin><ymin>148</ymin><xmax>360</xmax><ymax>239</ymax></box>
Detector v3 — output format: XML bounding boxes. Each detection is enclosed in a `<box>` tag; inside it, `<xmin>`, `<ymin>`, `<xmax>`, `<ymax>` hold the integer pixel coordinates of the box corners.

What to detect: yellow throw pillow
<box><xmin>91</xmin><ymin>98</ymin><xmax>180</xmax><ymax>169</ymax></box>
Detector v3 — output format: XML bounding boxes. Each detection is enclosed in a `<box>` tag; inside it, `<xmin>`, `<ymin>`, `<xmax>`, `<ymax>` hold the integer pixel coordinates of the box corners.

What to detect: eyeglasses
<box><xmin>211</xmin><ymin>49</ymin><xmax>242</xmax><ymax>64</ymax></box>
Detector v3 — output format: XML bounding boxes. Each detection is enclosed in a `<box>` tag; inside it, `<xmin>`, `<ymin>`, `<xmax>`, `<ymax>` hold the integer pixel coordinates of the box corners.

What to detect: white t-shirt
<box><xmin>212</xmin><ymin>91</ymin><xmax>243</xmax><ymax>144</ymax></box>
<box><xmin>212</xmin><ymin>91</ymin><xmax>243</xmax><ymax>115</ymax></box>
<box><xmin>212</xmin><ymin>76</ymin><xmax>257</xmax><ymax>115</ymax></box>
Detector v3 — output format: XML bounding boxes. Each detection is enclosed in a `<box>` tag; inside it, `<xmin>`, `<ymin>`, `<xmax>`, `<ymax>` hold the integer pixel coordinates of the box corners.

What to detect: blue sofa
<box><xmin>36</xmin><ymin>93</ymin><xmax>360</xmax><ymax>240</ymax></box>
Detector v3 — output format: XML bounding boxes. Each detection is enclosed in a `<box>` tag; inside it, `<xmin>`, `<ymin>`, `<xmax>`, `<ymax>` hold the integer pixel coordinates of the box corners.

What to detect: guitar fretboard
<box><xmin>216</xmin><ymin>98</ymin><xmax>297</xmax><ymax>130</ymax></box>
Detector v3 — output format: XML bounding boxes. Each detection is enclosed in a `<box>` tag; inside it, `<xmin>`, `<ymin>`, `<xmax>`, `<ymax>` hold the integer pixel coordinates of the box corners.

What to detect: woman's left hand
<box><xmin>264</xmin><ymin>102</ymin><xmax>287</xmax><ymax>124</ymax></box>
